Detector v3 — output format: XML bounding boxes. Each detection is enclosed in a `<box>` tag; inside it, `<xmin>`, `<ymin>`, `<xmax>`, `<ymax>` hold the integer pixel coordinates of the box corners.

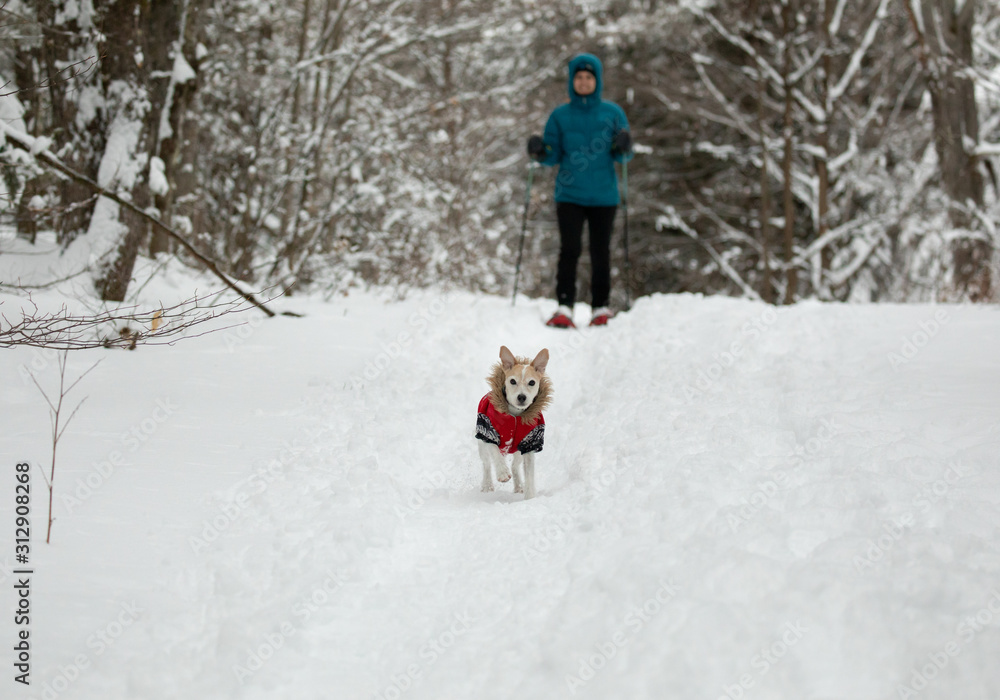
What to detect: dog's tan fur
<box><xmin>478</xmin><ymin>346</ymin><xmax>551</xmax><ymax>498</ymax></box>
<box><xmin>487</xmin><ymin>349</ymin><xmax>552</xmax><ymax>421</ymax></box>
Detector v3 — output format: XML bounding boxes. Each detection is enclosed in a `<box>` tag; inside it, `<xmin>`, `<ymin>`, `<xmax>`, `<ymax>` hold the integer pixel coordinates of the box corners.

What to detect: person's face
<box><xmin>573</xmin><ymin>71</ymin><xmax>596</xmax><ymax>96</ymax></box>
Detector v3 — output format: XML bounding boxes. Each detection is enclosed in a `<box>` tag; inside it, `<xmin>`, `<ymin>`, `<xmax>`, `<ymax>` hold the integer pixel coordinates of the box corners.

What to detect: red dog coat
<box><xmin>475</xmin><ymin>394</ymin><xmax>545</xmax><ymax>455</ymax></box>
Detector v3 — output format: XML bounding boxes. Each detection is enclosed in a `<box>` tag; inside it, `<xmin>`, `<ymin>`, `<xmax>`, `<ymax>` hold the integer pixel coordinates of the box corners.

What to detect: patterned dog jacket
<box><xmin>475</xmin><ymin>394</ymin><xmax>545</xmax><ymax>455</ymax></box>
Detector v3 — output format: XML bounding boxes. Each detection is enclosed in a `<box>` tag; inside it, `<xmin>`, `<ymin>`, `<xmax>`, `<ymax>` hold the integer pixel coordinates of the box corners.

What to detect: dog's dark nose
<box><xmin>517</xmin><ymin>394</ymin><xmax>527</xmax><ymax>403</ymax></box>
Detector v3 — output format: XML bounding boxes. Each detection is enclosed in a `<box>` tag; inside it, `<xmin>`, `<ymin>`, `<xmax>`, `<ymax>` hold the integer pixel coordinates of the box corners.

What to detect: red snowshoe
<box><xmin>546</xmin><ymin>307</ymin><xmax>576</xmax><ymax>329</ymax></box>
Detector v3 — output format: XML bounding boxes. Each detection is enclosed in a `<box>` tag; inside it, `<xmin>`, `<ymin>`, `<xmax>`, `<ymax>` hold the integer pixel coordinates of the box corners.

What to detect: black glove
<box><xmin>613</xmin><ymin>130</ymin><xmax>633</xmax><ymax>154</ymax></box>
<box><xmin>527</xmin><ymin>135</ymin><xmax>546</xmax><ymax>160</ymax></box>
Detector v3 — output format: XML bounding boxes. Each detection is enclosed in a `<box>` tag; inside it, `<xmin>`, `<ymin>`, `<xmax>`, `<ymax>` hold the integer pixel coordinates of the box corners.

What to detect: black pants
<box><xmin>555</xmin><ymin>202</ymin><xmax>617</xmax><ymax>309</ymax></box>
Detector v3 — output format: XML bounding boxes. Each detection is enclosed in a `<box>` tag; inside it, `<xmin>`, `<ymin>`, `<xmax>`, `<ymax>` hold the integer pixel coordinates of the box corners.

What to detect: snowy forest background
<box><xmin>2</xmin><ymin>0</ymin><xmax>1000</xmax><ymax>308</ymax></box>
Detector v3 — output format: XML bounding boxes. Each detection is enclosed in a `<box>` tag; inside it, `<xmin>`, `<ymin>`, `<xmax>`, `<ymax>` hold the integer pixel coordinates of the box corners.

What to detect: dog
<box><xmin>475</xmin><ymin>346</ymin><xmax>551</xmax><ymax>499</ymax></box>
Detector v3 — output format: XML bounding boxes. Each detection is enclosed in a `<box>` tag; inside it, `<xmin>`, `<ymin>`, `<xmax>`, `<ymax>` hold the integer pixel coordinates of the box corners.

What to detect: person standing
<box><xmin>527</xmin><ymin>53</ymin><xmax>634</xmax><ymax>328</ymax></box>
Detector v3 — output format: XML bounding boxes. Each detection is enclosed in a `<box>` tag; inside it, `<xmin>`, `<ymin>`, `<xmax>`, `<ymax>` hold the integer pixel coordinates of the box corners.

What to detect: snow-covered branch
<box><xmin>658</xmin><ymin>204</ymin><xmax>762</xmax><ymax>301</ymax></box>
<box><xmin>0</xmin><ymin>121</ymin><xmax>281</xmax><ymax>318</ymax></box>
<box><xmin>829</xmin><ymin>0</ymin><xmax>891</xmax><ymax>104</ymax></box>
<box><xmin>974</xmin><ymin>142</ymin><xmax>1000</xmax><ymax>157</ymax></box>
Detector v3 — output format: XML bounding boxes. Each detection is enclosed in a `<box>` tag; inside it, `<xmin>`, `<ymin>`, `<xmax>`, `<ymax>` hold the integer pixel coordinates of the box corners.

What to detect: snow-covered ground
<box><xmin>2</xmin><ymin>266</ymin><xmax>1000</xmax><ymax>699</ymax></box>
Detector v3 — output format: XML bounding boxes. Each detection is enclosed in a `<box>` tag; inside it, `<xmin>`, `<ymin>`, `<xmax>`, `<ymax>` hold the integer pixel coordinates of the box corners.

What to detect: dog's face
<box><xmin>499</xmin><ymin>345</ymin><xmax>549</xmax><ymax>416</ymax></box>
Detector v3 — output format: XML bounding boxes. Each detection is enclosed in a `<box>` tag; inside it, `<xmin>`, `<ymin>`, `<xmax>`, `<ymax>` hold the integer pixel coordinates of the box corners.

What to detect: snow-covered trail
<box><xmin>4</xmin><ymin>290</ymin><xmax>1000</xmax><ymax>700</ymax></box>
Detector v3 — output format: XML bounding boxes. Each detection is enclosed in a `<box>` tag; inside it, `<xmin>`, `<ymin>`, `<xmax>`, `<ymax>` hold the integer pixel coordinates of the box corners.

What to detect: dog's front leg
<box><xmin>494</xmin><ymin>451</ymin><xmax>512</xmax><ymax>483</ymax></box>
<box><xmin>523</xmin><ymin>452</ymin><xmax>536</xmax><ymax>499</ymax></box>
<box><xmin>478</xmin><ymin>442</ymin><xmax>501</xmax><ymax>492</ymax></box>
<box><xmin>512</xmin><ymin>452</ymin><xmax>524</xmax><ymax>494</ymax></box>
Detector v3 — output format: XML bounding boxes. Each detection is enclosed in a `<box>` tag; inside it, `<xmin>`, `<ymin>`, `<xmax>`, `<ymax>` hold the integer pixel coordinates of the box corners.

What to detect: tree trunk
<box><xmin>918</xmin><ymin>0</ymin><xmax>983</xmax><ymax>216</ymax></box>
<box><xmin>757</xmin><ymin>71</ymin><xmax>773</xmax><ymax>304</ymax></box>
<box><xmin>92</xmin><ymin>0</ymin><xmax>160</xmax><ymax>302</ymax></box>
<box><xmin>813</xmin><ymin>0</ymin><xmax>833</xmax><ymax>299</ymax></box>
<box><xmin>275</xmin><ymin>0</ymin><xmax>315</xmax><ymax>273</ymax></box>
<box><xmin>909</xmin><ymin>0</ymin><xmax>990</xmax><ymax>298</ymax></box>
<box><xmin>96</xmin><ymin>203</ymin><xmax>149</xmax><ymax>302</ymax></box>
<box><xmin>781</xmin><ymin>1</ymin><xmax>797</xmax><ymax>303</ymax></box>
<box><xmin>15</xmin><ymin>1</ymin><xmax>100</xmax><ymax>241</ymax></box>
<box><xmin>149</xmin><ymin>0</ymin><xmax>205</xmax><ymax>256</ymax></box>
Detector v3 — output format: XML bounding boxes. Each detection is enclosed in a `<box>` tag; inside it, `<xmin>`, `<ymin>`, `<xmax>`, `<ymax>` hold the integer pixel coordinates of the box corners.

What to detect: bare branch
<box><xmin>56</xmin><ymin>395</ymin><xmax>89</xmax><ymax>443</ymax></box>
<box><xmin>0</xmin><ymin>55</ymin><xmax>101</xmax><ymax>98</ymax></box>
<box><xmin>64</xmin><ymin>358</ymin><xmax>103</xmax><ymax>396</ymax></box>
<box><xmin>28</xmin><ymin>371</ymin><xmax>58</xmax><ymax>414</ymax></box>
<box><xmin>0</xmin><ymin>288</ymin><xmax>282</xmax><ymax>350</ymax></box>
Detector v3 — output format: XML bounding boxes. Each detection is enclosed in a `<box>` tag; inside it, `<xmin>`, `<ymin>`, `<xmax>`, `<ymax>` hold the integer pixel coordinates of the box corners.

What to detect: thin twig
<box><xmin>26</xmin><ymin>349</ymin><xmax>99</xmax><ymax>543</ymax></box>
<box><xmin>0</xmin><ymin>288</ymin><xmax>283</xmax><ymax>350</ymax></box>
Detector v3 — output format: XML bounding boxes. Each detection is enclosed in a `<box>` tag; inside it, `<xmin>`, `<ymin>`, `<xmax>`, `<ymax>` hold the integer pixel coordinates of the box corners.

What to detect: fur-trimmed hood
<box><xmin>486</xmin><ymin>356</ymin><xmax>553</xmax><ymax>424</ymax></box>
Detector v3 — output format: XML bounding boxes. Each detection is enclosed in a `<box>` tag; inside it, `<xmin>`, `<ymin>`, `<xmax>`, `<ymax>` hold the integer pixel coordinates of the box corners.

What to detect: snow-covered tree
<box><xmin>3</xmin><ymin>0</ymin><xmax>207</xmax><ymax>302</ymax></box>
<box><xmin>2</xmin><ymin>0</ymin><xmax>997</xmax><ymax>303</ymax></box>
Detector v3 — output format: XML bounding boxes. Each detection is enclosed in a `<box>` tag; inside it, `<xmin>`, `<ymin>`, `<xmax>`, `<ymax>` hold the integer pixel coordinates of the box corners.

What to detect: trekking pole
<box><xmin>622</xmin><ymin>159</ymin><xmax>632</xmax><ymax>312</ymax></box>
<box><xmin>512</xmin><ymin>162</ymin><xmax>536</xmax><ymax>306</ymax></box>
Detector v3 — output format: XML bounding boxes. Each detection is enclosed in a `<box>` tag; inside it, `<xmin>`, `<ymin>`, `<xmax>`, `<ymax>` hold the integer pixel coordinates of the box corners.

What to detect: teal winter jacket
<box><xmin>537</xmin><ymin>54</ymin><xmax>633</xmax><ymax>207</ymax></box>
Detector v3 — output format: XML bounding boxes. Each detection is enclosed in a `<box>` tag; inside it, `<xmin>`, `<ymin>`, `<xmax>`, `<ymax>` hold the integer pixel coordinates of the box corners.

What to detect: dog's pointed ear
<box><xmin>499</xmin><ymin>345</ymin><xmax>516</xmax><ymax>370</ymax></box>
<box><xmin>531</xmin><ymin>348</ymin><xmax>549</xmax><ymax>373</ymax></box>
